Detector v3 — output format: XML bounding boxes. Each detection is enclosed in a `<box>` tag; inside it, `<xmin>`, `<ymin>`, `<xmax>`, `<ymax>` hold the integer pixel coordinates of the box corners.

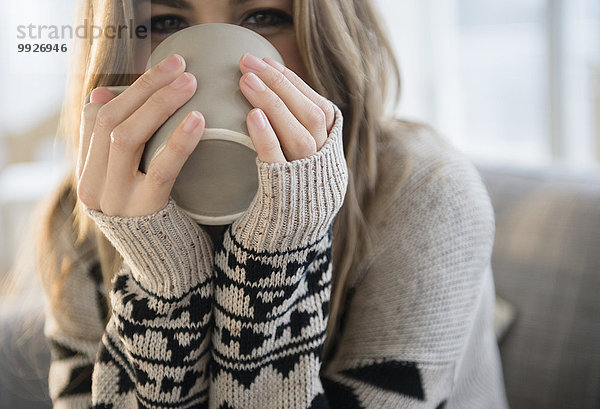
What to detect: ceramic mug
<box><xmin>85</xmin><ymin>23</ymin><xmax>285</xmax><ymax>225</ymax></box>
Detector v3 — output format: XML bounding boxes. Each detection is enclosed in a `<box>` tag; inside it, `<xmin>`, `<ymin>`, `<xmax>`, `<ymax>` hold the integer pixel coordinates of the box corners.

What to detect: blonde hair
<box><xmin>37</xmin><ymin>0</ymin><xmax>403</xmax><ymax>360</ymax></box>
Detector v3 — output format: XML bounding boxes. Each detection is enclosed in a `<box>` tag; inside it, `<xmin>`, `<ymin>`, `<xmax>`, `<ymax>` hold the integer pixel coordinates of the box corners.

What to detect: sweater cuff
<box><xmin>85</xmin><ymin>198</ymin><xmax>213</xmax><ymax>298</ymax></box>
<box><xmin>231</xmin><ymin>103</ymin><xmax>348</xmax><ymax>252</ymax></box>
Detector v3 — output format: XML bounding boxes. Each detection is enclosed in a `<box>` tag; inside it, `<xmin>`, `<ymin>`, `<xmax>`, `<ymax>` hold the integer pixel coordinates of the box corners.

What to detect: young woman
<box><xmin>37</xmin><ymin>0</ymin><xmax>508</xmax><ymax>407</ymax></box>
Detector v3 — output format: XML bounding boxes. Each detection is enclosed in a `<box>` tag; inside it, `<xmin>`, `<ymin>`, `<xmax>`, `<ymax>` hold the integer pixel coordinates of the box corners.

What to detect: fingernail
<box><xmin>183</xmin><ymin>111</ymin><xmax>202</xmax><ymax>132</ymax></box>
<box><xmin>251</xmin><ymin>109</ymin><xmax>267</xmax><ymax>129</ymax></box>
<box><xmin>245</xmin><ymin>72</ymin><xmax>266</xmax><ymax>92</ymax></box>
<box><xmin>242</xmin><ymin>53</ymin><xmax>268</xmax><ymax>72</ymax></box>
<box><xmin>264</xmin><ymin>58</ymin><xmax>285</xmax><ymax>73</ymax></box>
<box><xmin>171</xmin><ymin>72</ymin><xmax>193</xmax><ymax>88</ymax></box>
<box><xmin>159</xmin><ymin>54</ymin><xmax>184</xmax><ymax>71</ymax></box>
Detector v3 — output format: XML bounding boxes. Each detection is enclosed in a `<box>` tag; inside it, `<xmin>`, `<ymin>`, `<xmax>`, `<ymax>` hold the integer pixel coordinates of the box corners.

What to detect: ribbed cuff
<box><xmin>85</xmin><ymin>198</ymin><xmax>213</xmax><ymax>298</ymax></box>
<box><xmin>231</xmin><ymin>103</ymin><xmax>348</xmax><ymax>252</ymax></box>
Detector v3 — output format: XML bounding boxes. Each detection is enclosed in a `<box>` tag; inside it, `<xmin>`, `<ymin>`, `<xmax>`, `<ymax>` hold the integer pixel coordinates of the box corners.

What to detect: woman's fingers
<box><xmin>104</xmin><ymin>72</ymin><xmax>197</xmax><ymax>198</ymax></box>
<box><xmin>103</xmin><ymin>54</ymin><xmax>187</xmax><ymax>124</ymax></box>
<box><xmin>89</xmin><ymin>54</ymin><xmax>186</xmax><ymax>171</ymax></box>
<box><xmin>240</xmin><ymin>54</ymin><xmax>328</xmax><ymax>152</ymax></box>
<box><xmin>81</xmin><ymin>54</ymin><xmax>187</xmax><ymax>196</ymax></box>
<box><xmin>142</xmin><ymin>111</ymin><xmax>205</xmax><ymax>206</ymax></box>
<box><xmin>78</xmin><ymin>102</ymin><xmax>103</xmax><ymax>179</ymax></box>
<box><xmin>240</xmin><ymin>54</ymin><xmax>328</xmax><ymax>151</ymax></box>
<box><xmin>77</xmin><ymin>88</ymin><xmax>118</xmax><ymax>207</ymax></box>
<box><xmin>239</xmin><ymin>71</ymin><xmax>316</xmax><ymax>161</ymax></box>
<box><xmin>78</xmin><ymin>53</ymin><xmax>193</xmax><ymax>215</ymax></box>
<box><xmin>246</xmin><ymin>108</ymin><xmax>286</xmax><ymax>164</ymax></box>
<box><xmin>263</xmin><ymin>57</ymin><xmax>335</xmax><ymax>134</ymax></box>
<box><xmin>78</xmin><ymin>88</ymin><xmax>117</xmax><ymax>178</ymax></box>
<box><xmin>90</xmin><ymin>87</ymin><xmax>117</xmax><ymax>104</ymax></box>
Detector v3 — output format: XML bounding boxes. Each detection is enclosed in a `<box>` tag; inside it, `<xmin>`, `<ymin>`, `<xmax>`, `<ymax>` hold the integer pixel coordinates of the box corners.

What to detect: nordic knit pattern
<box><xmin>43</xmin><ymin>104</ymin><xmax>509</xmax><ymax>408</ymax></box>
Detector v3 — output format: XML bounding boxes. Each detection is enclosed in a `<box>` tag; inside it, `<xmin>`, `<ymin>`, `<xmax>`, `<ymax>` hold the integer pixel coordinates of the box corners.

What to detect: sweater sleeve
<box><xmin>209</xmin><ymin>104</ymin><xmax>348</xmax><ymax>408</ymax></box>
<box><xmin>318</xmin><ymin>138</ymin><xmax>500</xmax><ymax>408</ymax></box>
<box><xmin>84</xmin><ymin>199</ymin><xmax>214</xmax><ymax>408</ymax></box>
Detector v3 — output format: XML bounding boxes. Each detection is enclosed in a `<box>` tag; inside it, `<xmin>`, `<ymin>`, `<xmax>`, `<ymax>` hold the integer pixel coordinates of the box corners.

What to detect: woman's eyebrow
<box><xmin>230</xmin><ymin>0</ymin><xmax>258</xmax><ymax>5</ymax></box>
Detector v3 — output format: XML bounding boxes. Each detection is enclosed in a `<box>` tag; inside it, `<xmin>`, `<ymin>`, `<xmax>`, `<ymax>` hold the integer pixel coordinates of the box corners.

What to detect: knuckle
<box><xmin>262</xmin><ymin>137</ymin><xmax>281</xmax><ymax>155</ymax></box>
<box><xmin>95</xmin><ymin>105</ymin><xmax>116</xmax><ymax>129</ymax></box>
<box><xmin>306</xmin><ymin>105</ymin><xmax>326</xmax><ymax>130</ymax></box>
<box><xmin>295</xmin><ymin>136</ymin><xmax>317</xmax><ymax>156</ymax></box>
<box><xmin>167</xmin><ymin>138</ymin><xmax>192</xmax><ymax>158</ymax></box>
<box><xmin>270</xmin><ymin>71</ymin><xmax>288</xmax><ymax>90</ymax></box>
<box><xmin>147</xmin><ymin>93</ymin><xmax>174</xmax><ymax>125</ymax></box>
<box><xmin>323</xmin><ymin>101</ymin><xmax>335</xmax><ymax>125</ymax></box>
<box><xmin>287</xmin><ymin>68</ymin><xmax>302</xmax><ymax>84</ymax></box>
<box><xmin>267</xmin><ymin>95</ymin><xmax>285</xmax><ymax>112</ymax></box>
<box><xmin>137</xmin><ymin>71</ymin><xmax>156</xmax><ymax>91</ymax></box>
<box><xmin>146</xmin><ymin>168</ymin><xmax>172</xmax><ymax>187</ymax></box>
<box><xmin>109</xmin><ymin>126</ymin><xmax>134</xmax><ymax>151</ymax></box>
<box><xmin>76</xmin><ymin>179</ymin><xmax>94</xmax><ymax>207</ymax></box>
<box><xmin>99</xmin><ymin>198</ymin><xmax>117</xmax><ymax>216</ymax></box>
<box><xmin>149</xmin><ymin>89</ymin><xmax>170</xmax><ymax>109</ymax></box>
<box><xmin>81</xmin><ymin>103</ymin><xmax>101</xmax><ymax>123</ymax></box>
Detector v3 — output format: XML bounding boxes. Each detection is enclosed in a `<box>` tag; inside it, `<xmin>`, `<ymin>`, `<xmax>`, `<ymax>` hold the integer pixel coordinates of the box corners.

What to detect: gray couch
<box><xmin>479</xmin><ymin>163</ymin><xmax>600</xmax><ymax>409</ymax></box>
<box><xmin>0</xmin><ymin>300</ymin><xmax>50</xmax><ymax>408</ymax></box>
<box><xmin>1</xmin><ymin>163</ymin><xmax>599</xmax><ymax>408</ymax></box>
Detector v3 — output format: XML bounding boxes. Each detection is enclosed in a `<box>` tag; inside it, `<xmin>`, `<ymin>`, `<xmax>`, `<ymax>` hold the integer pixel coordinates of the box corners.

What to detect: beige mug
<box><xmin>86</xmin><ymin>23</ymin><xmax>285</xmax><ymax>225</ymax></box>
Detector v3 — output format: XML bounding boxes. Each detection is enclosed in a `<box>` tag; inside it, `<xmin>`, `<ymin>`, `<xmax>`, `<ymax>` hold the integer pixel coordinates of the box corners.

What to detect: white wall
<box><xmin>374</xmin><ymin>0</ymin><xmax>600</xmax><ymax>168</ymax></box>
<box><xmin>0</xmin><ymin>0</ymin><xmax>75</xmax><ymax>276</ymax></box>
<box><xmin>1</xmin><ymin>0</ymin><xmax>75</xmax><ymax>137</ymax></box>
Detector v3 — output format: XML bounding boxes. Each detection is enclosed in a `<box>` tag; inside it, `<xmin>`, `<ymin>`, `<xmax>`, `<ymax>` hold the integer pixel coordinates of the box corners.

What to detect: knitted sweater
<box><xmin>43</xmin><ymin>105</ymin><xmax>508</xmax><ymax>408</ymax></box>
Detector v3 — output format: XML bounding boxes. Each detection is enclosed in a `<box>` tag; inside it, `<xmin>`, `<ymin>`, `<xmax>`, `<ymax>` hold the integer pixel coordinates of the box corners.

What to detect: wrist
<box><xmin>86</xmin><ymin>198</ymin><xmax>213</xmax><ymax>297</ymax></box>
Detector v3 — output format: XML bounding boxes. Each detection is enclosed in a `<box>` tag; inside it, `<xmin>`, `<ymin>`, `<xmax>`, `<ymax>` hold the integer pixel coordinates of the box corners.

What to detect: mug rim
<box><xmin>145</xmin><ymin>22</ymin><xmax>280</xmax><ymax>71</ymax></box>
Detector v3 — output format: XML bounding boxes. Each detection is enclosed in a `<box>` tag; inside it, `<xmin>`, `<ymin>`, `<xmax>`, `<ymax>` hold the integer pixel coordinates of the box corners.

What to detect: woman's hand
<box><xmin>77</xmin><ymin>54</ymin><xmax>205</xmax><ymax>217</ymax></box>
<box><xmin>238</xmin><ymin>53</ymin><xmax>335</xmax><ymax>164</ymax></box>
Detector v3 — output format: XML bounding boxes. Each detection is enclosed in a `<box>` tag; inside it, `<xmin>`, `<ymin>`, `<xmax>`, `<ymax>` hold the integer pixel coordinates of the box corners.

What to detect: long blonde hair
<box><xmin>37</xmin><ymin>0</ymin><xmax>403</xmax><ymax>360</ymax></box>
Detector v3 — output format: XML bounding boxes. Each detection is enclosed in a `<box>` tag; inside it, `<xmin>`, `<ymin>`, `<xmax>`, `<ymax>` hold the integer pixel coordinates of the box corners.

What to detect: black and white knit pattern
<box><xmin>209</xmin><ymin>226</ymin><xmax>333</xmax><ymax>408</ymax></box>
<box><xmin>92</xmin><ymin>267</ymin><xmax>212</xmax><ymax>408</ymax></box>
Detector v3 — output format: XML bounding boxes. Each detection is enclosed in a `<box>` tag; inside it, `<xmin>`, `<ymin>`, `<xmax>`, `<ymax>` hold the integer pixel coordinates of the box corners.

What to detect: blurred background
<box><xmin>0</xmin><ymin>0</ymin><xmax>599</xmax><ymax>408</ymax></box>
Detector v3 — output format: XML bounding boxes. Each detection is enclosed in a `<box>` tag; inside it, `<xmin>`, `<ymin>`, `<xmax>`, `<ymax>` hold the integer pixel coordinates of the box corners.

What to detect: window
<box><xmin>377</xmin><ymin>0</ymin><xmax>600</xmax><ymax>168</ymax></box>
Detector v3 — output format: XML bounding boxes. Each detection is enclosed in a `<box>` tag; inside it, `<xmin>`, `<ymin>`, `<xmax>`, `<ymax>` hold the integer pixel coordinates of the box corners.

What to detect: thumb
<box><xmin>90</xmin><ymin>87</ymin><xmax>116</xmax><ymax>104</ymax></box>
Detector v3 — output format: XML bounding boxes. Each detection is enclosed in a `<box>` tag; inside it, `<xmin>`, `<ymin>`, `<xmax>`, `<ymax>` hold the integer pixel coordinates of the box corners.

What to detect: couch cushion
<box><xmin>0</xmin><ymin>300</ymin><xmax>51</xmax><ymax>409</ymax></box>
<box><xmin>477</xmin><ymin>163</ymin><xmax>600</xmax><ymax>409</ymax></box>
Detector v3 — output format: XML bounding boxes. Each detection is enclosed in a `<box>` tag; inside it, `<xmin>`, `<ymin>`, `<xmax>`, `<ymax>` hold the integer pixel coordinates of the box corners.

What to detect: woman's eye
<box><xmin>149</xmin><ymin>15</ymin><xmax>189</xmax><ymax>35</ymax></box>
<box><xmin>242</xmin><ymin>9</ymin><xmax>293</xmax><ymax>29</ymax></box>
